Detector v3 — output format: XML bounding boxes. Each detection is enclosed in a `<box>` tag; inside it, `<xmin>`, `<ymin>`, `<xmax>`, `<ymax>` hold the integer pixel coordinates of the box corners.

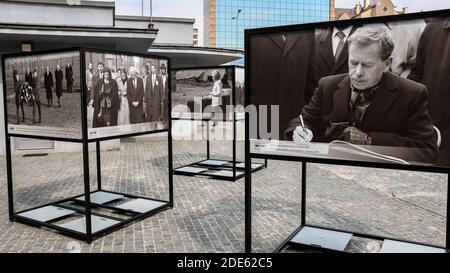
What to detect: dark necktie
<box><xmin>350</xmin><ymin>86</ymin><xmax>378</xmax><ymax>126</ymax></box>
<box><xmin>335</xmin><ymin>31</ymin><xmax>346</xmax><ymax>62</ymax></box>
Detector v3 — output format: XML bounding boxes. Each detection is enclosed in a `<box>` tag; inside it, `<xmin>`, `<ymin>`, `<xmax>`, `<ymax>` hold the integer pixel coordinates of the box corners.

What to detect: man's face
<box><xmin>348</xmin><ymin>42</ymin><xmax>391</xmax><ymax>90</ymax></box>
<box><xmin>57</xmin><ymin>65</ymin><xmax>60</xmax><ymax>70</ymax></box>
<box><xmin>98</xmin><ymin>64</ymin><xmax>104</xmax><ymax>73</ymax></box>
<box><xmin>161</xmin><ymin>68</ymin><xmax>166</xmax><ymax>75</ymax></box>
<box><xmin>130</xmin><ymin>67</ymin><xmax>136</xmax><ymax>78</ymax></box>
<box><xmin>88</xmin><ymin>63</ymin><xmax>93</xmax><ymax>70</ymax></box>
<box><xmin>151</xmin><ymin>66</ymin><xmax>157</xmax><ymax>74</ymax></box>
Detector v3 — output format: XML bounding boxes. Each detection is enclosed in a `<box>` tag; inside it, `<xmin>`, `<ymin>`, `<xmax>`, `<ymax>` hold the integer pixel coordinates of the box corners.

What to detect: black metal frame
<box><xmin>171</xmin><ymin>65</ymin><xmax>266</xmax><ymax>181</ymax></box>
<box><xmin>244</xmin><ymin>9</ymin><xmax>450</xmax><ymax>253</ymax></box>
<box><xmin>2</xmin><ymin>47</ymin><xmax>174</xmax><ymax>243</ymax></box>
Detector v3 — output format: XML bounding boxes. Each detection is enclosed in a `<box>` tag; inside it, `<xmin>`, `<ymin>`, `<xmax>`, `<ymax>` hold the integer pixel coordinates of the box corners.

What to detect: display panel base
<box><xmin>13</xmin><ymin>190</ymin><xmax>170</xmax><ymax>243</ymax></box>
<box><xmin>380</xmin><ymin>239</ymin><xmax>446</xmax><ymax>253</ymax></box>
<box><xmin>173</xmin><ymin>159</ymin><xmax>265</xmax><ymax>181</ymax></box>
<box><xmin>278</xmin><ymin>225</ymin><xmax>446</xmax><ymax>253</ymax></box>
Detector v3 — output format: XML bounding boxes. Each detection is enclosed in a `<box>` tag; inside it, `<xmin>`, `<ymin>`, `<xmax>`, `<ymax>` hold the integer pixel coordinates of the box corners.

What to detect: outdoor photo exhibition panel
<box><xmin>2</xmin><ymin>48</ymin><xmax>173</xmax><ymax>243</ymax></box>
<box><xmin>171</xmin><ymin>65</ymin><xmax>265</xmax><ymax>181</ymax></box>
<box><xmin>245</xmin><ymin>10</ymin><xmax>450</xmax><ymax>253</ymax></box>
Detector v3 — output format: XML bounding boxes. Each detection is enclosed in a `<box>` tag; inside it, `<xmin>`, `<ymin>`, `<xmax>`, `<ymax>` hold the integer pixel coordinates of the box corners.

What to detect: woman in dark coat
<box><xmin>94</xmin><ymin>68</ymin><xmax>119</xmax><ymax>127</ymax></box>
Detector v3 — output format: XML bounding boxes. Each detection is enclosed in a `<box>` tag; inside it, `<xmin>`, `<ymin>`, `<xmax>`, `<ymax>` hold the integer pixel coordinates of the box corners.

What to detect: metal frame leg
<box><xmin>206</xmin><ymin>120</ymin><xmax>210</xmax><ymax>160</ymax></box>
<box><xmin>6</xmin><ymin>135</ymin><xmax>14</xmax><ymax>220</ymax></box>
<box><xmin>301</xmin><ymin>162</ymin><xmax>307</xmax><ymax>226</ymax></box>
<box><xmin>447</xmin><ymin>172</ymin><xmax>450</xmax><ymax>250</ymax></box>
<box><xmin>82</xmin><ymin>141</ymin><xmax>93</xmax><ymax>242</ymax></box>
<box><xmin>96</xmin><ymin>141</ymin><xmax>102</xmax><ymax>191</ymax></box>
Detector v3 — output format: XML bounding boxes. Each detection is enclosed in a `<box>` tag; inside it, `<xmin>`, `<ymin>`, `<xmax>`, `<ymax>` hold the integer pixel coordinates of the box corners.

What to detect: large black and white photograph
<box><xmin>3</xmin><ymin>51</ymin><xmax>82</xmax><ymax>139</ymax></box>
<box><xmin>171</xmin><ymin>67</ymin><xmax>234</xmax><ymax>120</ymax></box>
<box><xmin>85</xmin><ymin>51</ymin><xmax>169</xmax><ymax>139</ymax></box>
<box><xmin>250</xmin><ymin>15</ymin><xmax>450</xmax><ymax>168</ymax></box>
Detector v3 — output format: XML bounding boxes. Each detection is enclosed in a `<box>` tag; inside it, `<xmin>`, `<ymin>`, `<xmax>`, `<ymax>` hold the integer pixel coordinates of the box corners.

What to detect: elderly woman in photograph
<box><xmin>94</xmin><ymin>68</ymin><xmax>119</xmax><ymax>127</ymax></box>
<box><xmin>116</xmin><ymin>68</ymin><xmax>130</xmax><ymax>125</ymax></box>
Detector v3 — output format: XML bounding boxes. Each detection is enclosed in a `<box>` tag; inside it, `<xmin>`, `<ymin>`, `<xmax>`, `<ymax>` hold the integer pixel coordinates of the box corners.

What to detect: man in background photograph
<box><xmin>65</xmin><ymin>62</ymin><xmax>73</xmax><ymax>93</ymax></box>
<box><xmin>409</xmin><ymin>17</ymin><xmax>450</xmax><ymax>165</ymax></box>
<box><xmin>55</xmin><ymin>64</ymin><xmax>64</xmax><ymax>107</ymax></box>
<box><xmin>127</xmin><ymin>65</ymin><xmax>144</xmax><ymax>124</ymax></box>
<box><xmin>145</xmin><ymin>64</ymin><xmax>162</xmax><ymax>123</ymax></box>
<box><xmin>44</xmin><ymin>66</ymin><xmax>53</xmax><ymax>107</ymax></box>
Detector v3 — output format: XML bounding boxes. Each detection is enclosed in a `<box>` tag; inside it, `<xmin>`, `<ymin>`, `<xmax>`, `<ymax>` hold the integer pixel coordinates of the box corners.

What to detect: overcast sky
<box><xmin>111</xmin><ymin>0</ymin><xmax>450</xmax><ymax>46</ymax></box>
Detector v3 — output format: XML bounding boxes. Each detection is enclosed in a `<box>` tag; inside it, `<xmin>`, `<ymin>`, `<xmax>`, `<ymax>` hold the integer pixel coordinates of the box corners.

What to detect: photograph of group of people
<box><xmin>4</xmin><ymin>51</ymin><xmax>81</xmax><ymax>139</ymax></box>
<box><xmin>85</xmin><ymin>51</ymin><xmax>169</xmax><ymax>138</ymax></box>
<box><xmin>171</xmin><ymin>67</ymin><xmax>234</xmax><ymax>120</ymax></box>
<box><xmin>250</xmin><ymin>15</ymin><xmax>450</xmax><ymax>166</ymax></box>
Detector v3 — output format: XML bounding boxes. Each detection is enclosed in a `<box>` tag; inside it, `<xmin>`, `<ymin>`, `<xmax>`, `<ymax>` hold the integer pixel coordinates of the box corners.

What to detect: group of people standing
<box><xmin>12</xmin><ymin>62</ymin><xmax>73</xmax><ymax>124</ymax></box>
<box><xmin>86</xmin><ymin>61</ymin><xmax>169</xmax><ymax>128</ymax></box>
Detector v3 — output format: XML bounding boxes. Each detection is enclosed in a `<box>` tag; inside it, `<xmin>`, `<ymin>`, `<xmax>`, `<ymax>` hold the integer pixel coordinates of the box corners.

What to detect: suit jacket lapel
<box><xmin>318</xmin><ymin>28</ymin><xmax>334</xmax><ymax>71</ymax></box>
<box><xmin>331</xmin><ymin>75</ymin><xmax>352</xmax><ymax>122</ymax></box>
<box><xmin>283</xmin><ymin>33</ymin><xmax>300</xmax><ymax>57</ymax></box>
<box><xmin>268</xmin><ymin>34</ymin><xmax>285</xmax><ymax>51</ymax></box>
<box><xmin>359</xmin><ymin>73</ymin><xmax>398</xmax><ymax>131</ymax></box>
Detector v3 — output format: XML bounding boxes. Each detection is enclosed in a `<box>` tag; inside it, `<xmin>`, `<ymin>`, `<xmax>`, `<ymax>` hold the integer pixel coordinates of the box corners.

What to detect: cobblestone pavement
<box><xmin>0</xmin><ymin>138</ymin><xmax>447</xmax><ymax>253</ymax></box>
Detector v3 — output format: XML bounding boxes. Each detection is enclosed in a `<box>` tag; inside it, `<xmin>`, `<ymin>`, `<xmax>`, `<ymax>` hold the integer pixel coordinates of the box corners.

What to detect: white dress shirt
<box><xmin>332</xmin><ymin>26</ymin><xmax>353</xmax><ymax>57</ymax></box>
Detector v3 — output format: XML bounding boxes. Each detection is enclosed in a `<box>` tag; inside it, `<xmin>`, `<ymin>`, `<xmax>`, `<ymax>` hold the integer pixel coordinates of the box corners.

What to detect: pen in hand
<box><xmin>299</xmin><ymin>115</ymin><xmax>307</xmax><ymax>135</ymax></box>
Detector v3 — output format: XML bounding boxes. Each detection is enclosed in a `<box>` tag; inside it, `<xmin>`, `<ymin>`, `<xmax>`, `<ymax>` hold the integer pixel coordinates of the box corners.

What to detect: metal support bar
<box><xmin>96</xmin><ymin>141</ymin><xmax>102</xmax><ymax>191</ymax></box>
<box><xmin>6</xmin><ymin>135</ymin><xmax>14</xmax><ymax>220</ymax></box>
<box><xmin>82</xmin><ymin>141</ymin><xmax>93</xmax><ymax>242</ymax></box>
<box><xmin>301</xmin><ymin>162</ymin><xmax>307</xmax><ymax>225</ymax></box>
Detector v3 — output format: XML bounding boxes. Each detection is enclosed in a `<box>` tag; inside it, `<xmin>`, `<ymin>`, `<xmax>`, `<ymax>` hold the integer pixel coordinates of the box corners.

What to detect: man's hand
<box><xmin>132</xmin><ymin>101</ymin><xmax>139</xmax><ymax>108</ymax></box>
<box><xmin>293</xmin><ymin>126</ymin><xmax>313</xmax><ymax>146</ymax></box>
<box><xmin>342</xmin><ymin>127</ymin><xmax>370</xmax><ymax>145</ymax></box>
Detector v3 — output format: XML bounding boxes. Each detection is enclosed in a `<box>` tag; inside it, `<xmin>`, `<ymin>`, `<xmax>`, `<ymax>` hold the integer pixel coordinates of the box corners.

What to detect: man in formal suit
<box><xmin>65</xmin><ymin>62</ymin><xmax>73</xmax><ymax>93</ymax></box>
<box><xmin>305</xmin><ymin>25</ymin><xmax>358</xmax><ymax>103</ymax></box>
<box><xmin>159</xmin><ymin>63</ymin><xmax>169</xmax><ymax>124</ymax></box>
<box><xmin>145</xmin><ymin>64</ymin><xmax>162</xmax><ymax>122</ymax></box>
<box><xmin>30</xmin><ymin>69</ymin><xmax>41</xmax><ymax>124</ymax></box>
<box><xmin>409</xmin><ymin>17</ymin><xmax>450</xmax><ymax>165</ymax></box>
<box><xmin>250</xmin><ymin>30</ymin><xmax>315</xmax><ymax>139</ymax></box>
<box><xmin>55</xmin><ymin>64</ymin><xmax>64</xmax><ymax>107</ymax></box>
<box><xmin>13</xmin><ymin>69</ymin><xmax>25</xmax><ymax>124</ymax></box>
<box><xmin>44</xmin><ymin>66</ymin><xmax>53</xmax><ymax>107</ymax></box>
<box><xmin>90</xmin><ymin>62</ymin><xmax>104</xmax><ymax>106</ymax></box>
<box><xmin>286</xmin><ymin>25</ymin><xmax>437</xmax><ymax>164</ymax></box>
<box><xmin>127</xmin><ymin>65</ymin><xmax>144</xmax><ymax>124</ymax></box>
<box><xmin>25</xmin><ymin>67</ymin><xmax>33</xmax><ymax>85</ymax></box>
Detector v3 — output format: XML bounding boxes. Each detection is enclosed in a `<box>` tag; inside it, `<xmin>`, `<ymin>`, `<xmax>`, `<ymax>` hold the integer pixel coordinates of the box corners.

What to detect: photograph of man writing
<box><xmin>284</xmin><ymin>25</ymin><xmax>438</xmax><ymax>164</ymax></box>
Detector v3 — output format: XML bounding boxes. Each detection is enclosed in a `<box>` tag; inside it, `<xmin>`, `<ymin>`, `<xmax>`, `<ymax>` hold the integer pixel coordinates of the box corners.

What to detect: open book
<box><xmin>253</xmin><ymin>140</ymin><xmax>409</xmax><ymax>165</ymax></box>
<box><xmin>328</xmin><ymin>140</ymin><xmax>409</xmax><ymax>165</ymax></box>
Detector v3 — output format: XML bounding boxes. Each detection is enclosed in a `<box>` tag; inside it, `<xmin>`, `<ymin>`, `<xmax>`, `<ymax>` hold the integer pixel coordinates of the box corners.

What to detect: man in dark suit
<box><xmin>250</xmin><ymin>30</ymin><xmax>315</xmax><ymax>139</ymax></box>
<box><xmin>145</xmin><ymin>64</ymin><xmax>162</xmax><ymax>122</ymax></box>
<box><xmin>55</xmin><ymin>64</ymin><xmax>64</xmax><ymax>107</ymax></box>
<box><xmin>159</xmin><ymin>63</ymin><xmax>169</xmax><ymax>124</ymax></box>
<box><xmin>44</xmin><ymin>66</ymin><xmax>53</xmax><ymax>107</ymax></box>
<box><xmin>409</xmin><ymin>17</ymin><xmax>450</xmax><ymax>165</ymax></box>
<box><xmin>305</xmin><ymin>25</ymin><xmax>358</xmax><ymax>103</ymax></box>
<box><xmin>25</xmin><ymin>67</ymin><xmax>33</xmax><ymax>85</ymax></box>
<box><xmin>127</xmin><ymin>66</ymin><xmax>144</xmax><ymax>124</ymax></box>
<box><xmin>286</xmin><ymin>25</ymin><xmax>437</xmax><ymax>164</ymax></box>
<box><xmin>13</xmin><ymin>69</ymin><xmax>25</xmax><ymax>124</ymax></box>
<box><xmin>65</xmin><ymin>62</ymin><xmax>73</xmax><ymax>93</ymax></box>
